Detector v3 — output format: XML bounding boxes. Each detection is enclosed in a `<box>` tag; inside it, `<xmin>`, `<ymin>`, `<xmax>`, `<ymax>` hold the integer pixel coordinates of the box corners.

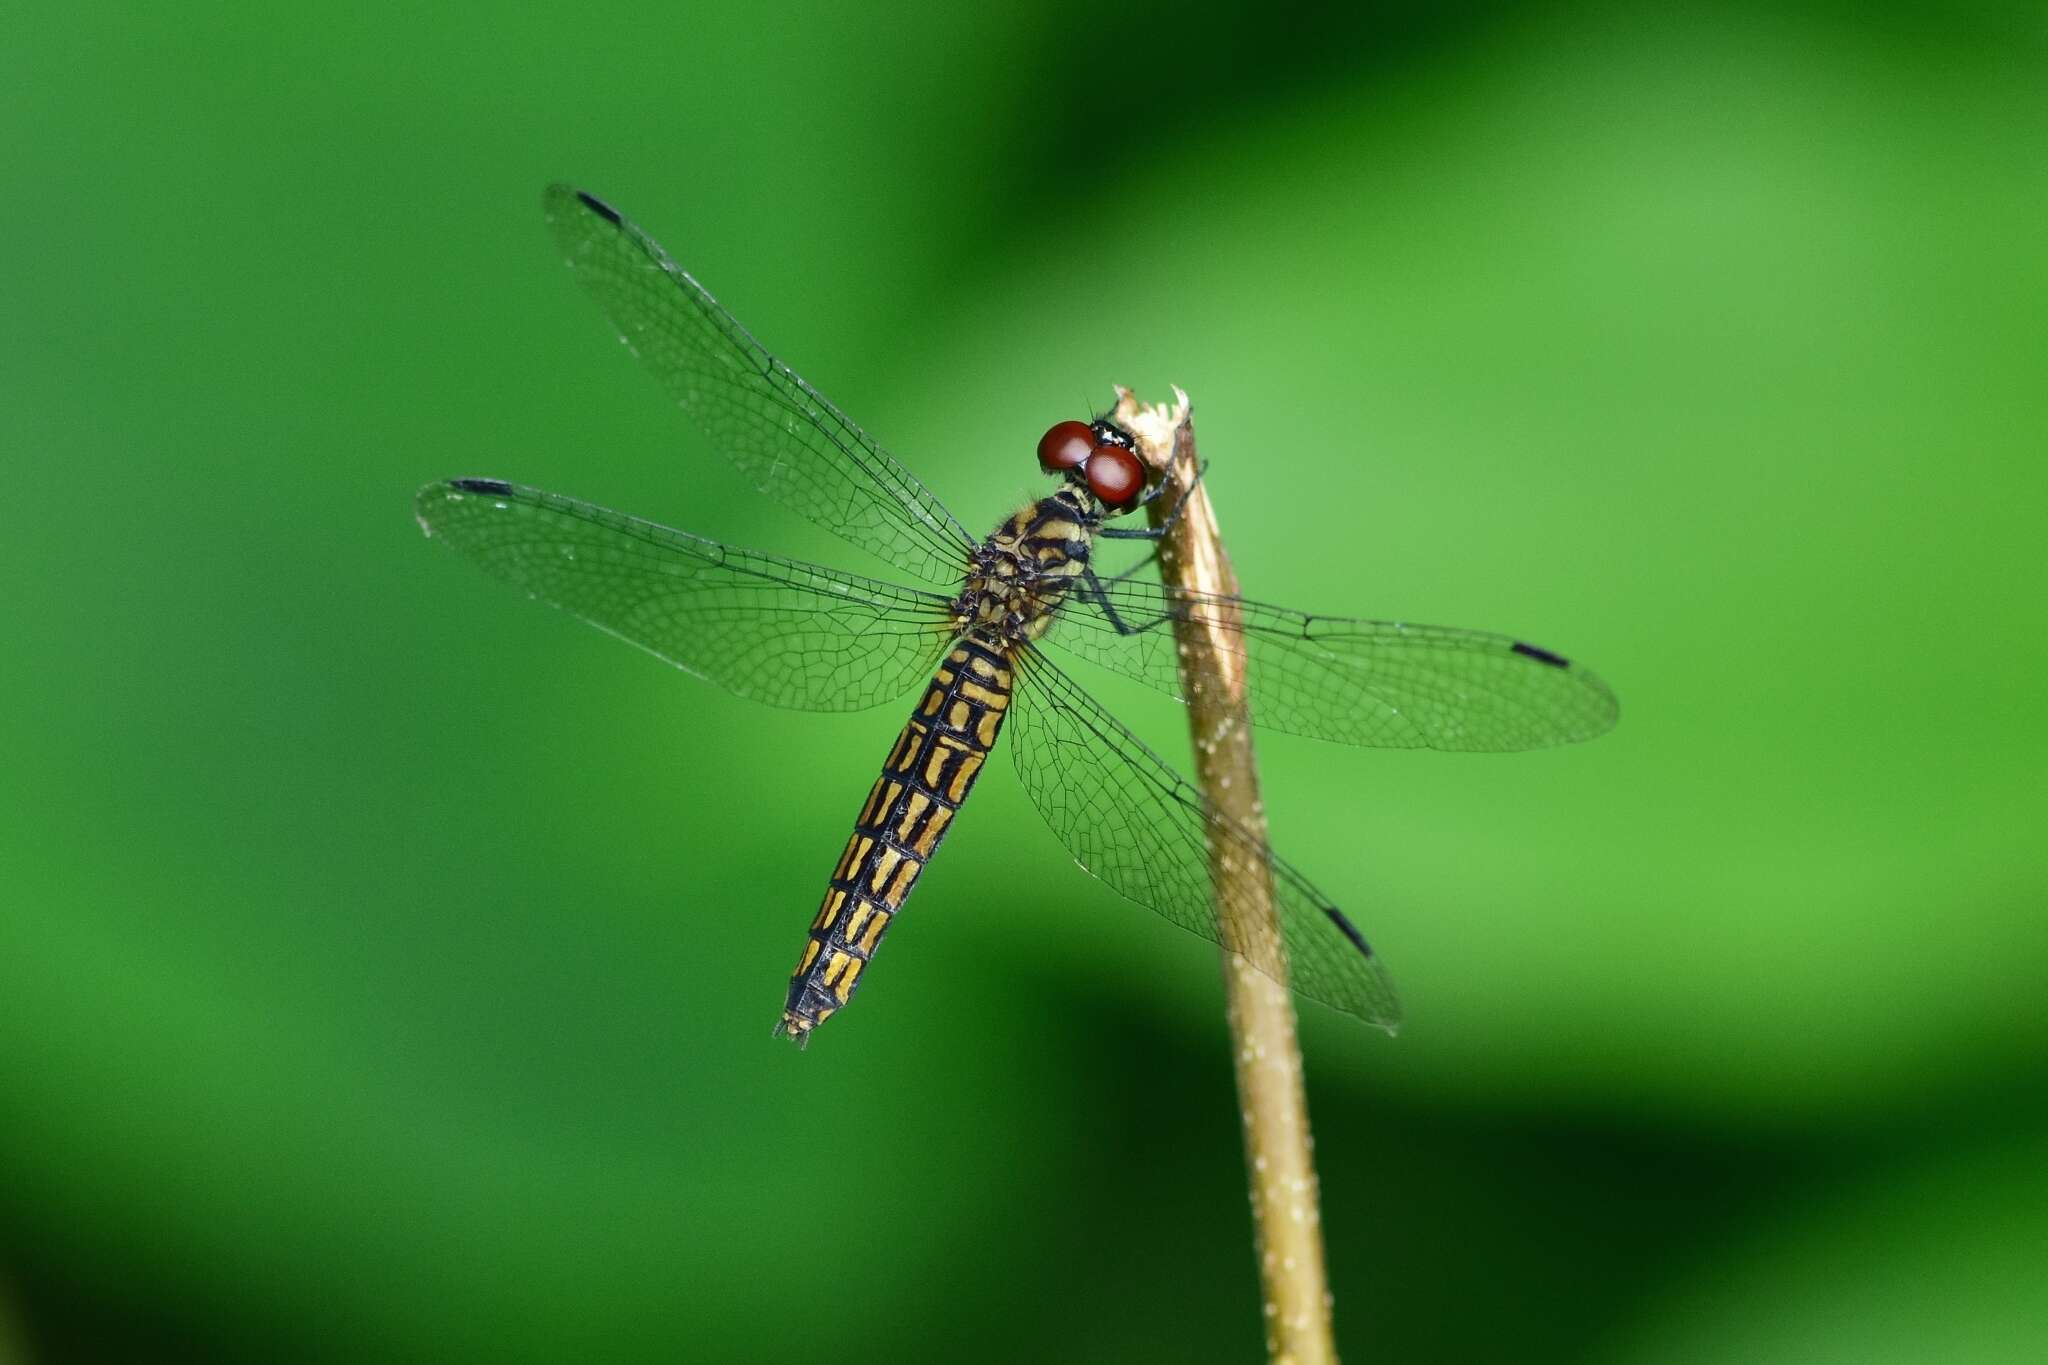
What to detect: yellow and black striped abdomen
<box><xmin>776</xmin><ymin>630</ymin><xmax>1013</xmax><ymax>1043</ymax></box>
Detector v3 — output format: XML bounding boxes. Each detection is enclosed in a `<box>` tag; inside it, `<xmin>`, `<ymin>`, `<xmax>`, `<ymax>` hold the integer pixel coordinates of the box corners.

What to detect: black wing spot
<box><xmin>1512</xmin><ymin>641</ymin><xmax>1570</xmax><ymax>668</ymax></box>
<box><xmin>574</xmin><ymin>190</ymin><xmax>623</xmax><ymax>226</ymax></box>
<box><xmin>1324</xmin><ymin>906</ymin><xmax>1375</xmax><ymax>958</ymax></box>
<box><xmin>450</xmin><ymin>478</ymin><xmax>515</xmax><ymax>496</ymax></box>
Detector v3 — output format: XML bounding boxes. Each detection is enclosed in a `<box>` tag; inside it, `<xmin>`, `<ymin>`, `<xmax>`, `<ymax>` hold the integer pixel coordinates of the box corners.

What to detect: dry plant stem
<box><xmin>1113</xmin><ymin>387</ymin><xmax>1338</xmax><ymax>1365</ymax></box>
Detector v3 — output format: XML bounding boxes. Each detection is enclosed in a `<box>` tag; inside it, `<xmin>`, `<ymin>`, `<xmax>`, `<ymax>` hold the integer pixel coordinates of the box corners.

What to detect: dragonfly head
<box><xmin>1036</xmin><ymin>419</ymin><xmax>1149</xmax><ymax>517</ymax></box>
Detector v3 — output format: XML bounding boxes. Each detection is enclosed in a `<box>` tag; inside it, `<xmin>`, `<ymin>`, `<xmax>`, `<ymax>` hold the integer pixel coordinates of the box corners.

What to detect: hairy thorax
<box><xmin>954</xmin><ymin>488</ymin><xmax>1100</xmax><ymax>643</ymax></box>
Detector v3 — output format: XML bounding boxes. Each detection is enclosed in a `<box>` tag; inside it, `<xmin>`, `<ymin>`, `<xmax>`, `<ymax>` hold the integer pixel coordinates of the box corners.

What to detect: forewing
<box><xmin>1048</xmin><ymin>578</ymin><xmax>1618</xmax><ymax>751</ymax></box>
<box><xmin>1007</xmin><ymin>645</ymin><xmax>1400</xmax><ymax>1029</ymax></box>
<box><xmin>543</xmin><ymin>185</ymin><xmax>976</xmax><ymax>586</ymax></box>
<box><xmin>415</xmin><ymin>479</ymin><xmax>956</xmax><ymax>712</ymax></box>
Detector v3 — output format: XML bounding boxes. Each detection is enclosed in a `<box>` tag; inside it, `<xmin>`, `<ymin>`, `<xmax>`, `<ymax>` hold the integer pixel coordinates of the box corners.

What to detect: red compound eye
<box><xmin>1084</xmin><ymin>444</ymin><xmax>1146</xmax><ymax>509</ymax></box>
<box><xmin>1036</xmin><ymin>420</ymin><xmax>1096</xmax><ymax>473</ymax></box>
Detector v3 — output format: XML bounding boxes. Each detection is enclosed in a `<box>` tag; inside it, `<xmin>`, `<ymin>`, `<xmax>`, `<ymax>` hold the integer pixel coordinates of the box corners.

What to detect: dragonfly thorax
<box><xmin>955</xmin><ymin>487</ymin><xmax>1101</xmax><ymax>643</ymax></box>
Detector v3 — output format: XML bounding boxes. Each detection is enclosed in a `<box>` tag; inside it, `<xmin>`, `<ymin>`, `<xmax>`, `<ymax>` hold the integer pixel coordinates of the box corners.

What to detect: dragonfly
<box><xmin>415</xmin><ymin>185</ymin><xmax>1619</xmax><ymax>1046</ymax></box>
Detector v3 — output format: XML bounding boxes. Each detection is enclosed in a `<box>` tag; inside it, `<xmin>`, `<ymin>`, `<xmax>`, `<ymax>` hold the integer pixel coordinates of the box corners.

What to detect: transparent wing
<box><xmin>1046</xmin><ymin>578</ymin><xmax>1618</xmax><ymax>752</ymax></box>
<box><xmin>1007</xmin><ymin>644</ymin><xmax>1400</xmax><ymax>1029</ymax></box>
<box><xmin>415</xmin><ymin>479</ymin><xmax>957</xmax><ymax>711</ymax></box>
<box><xmin>544</xmin><ymin>185</ymin><xmax>976</xmax><ymax>586</ymax></box>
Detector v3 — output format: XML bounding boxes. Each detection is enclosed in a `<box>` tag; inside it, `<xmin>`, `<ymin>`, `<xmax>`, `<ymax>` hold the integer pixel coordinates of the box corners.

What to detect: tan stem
<box><xmin>1113</xmin><ymin>387</ymin><xmax>1338</xmax><ymax>1365</ymax></box>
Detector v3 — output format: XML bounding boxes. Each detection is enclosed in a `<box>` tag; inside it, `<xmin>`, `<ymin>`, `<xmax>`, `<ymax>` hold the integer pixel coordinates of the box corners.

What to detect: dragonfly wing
<box><xmin>543</xmin><ymin>186</ymin><xmax>976</xmax><ymax>587</ymax></box>
<box><xmin>1046</xmin><ymin>578</ymin><xmax>1618</xmax><ymax>752</ymax></box>
<box><xmin>415</xmin><ymin>479</ymin><xmax>957</xmax><ymax>712</ymax></box>
<box><xmin>1006</xmin><ymin>644</ymin><xmax>1400</xmax><ymax>1029</ymax></box>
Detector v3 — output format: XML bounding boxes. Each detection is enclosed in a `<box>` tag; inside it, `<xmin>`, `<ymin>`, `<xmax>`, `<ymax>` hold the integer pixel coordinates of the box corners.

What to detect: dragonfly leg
<box><xmin>1098</xmin><ymin>459</ymin><xmax>1207</xmax><ymax>544</ymax></box>
<box><xmin>1095</xmin><ymin>461</ymin><xmax>1208</xmax><ymax>583</ymax></box>
<box><xmin>1077</xmin><ymin>565</ymin><xmax>1183</xmax><ymax>636</ymax></box>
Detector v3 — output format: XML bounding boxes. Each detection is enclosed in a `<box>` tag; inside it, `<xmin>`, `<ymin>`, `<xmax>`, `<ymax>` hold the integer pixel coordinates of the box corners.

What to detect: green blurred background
<box><xmin>5</xmin><ymin>2</ymin><xmax>2045</xmax><ymax>1361</ymax></box>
